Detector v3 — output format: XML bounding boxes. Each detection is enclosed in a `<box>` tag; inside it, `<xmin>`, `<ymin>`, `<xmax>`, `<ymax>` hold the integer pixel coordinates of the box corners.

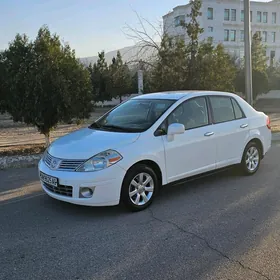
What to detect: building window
<box><xmin>257</xmin><ymin>11</ymin><xmax>262</xmax><ymax>22</ymax></box>
<box><xmin>240</xmin><ymin>30</ymin><xmax>244</xmax><ymax>42</ymax></box>
<box><xmin>224</xmin><ymin>29</ymin><xmax>229</xmax><ymax>41</ymax></box>
<box><xmin>230</xmin><ymin>30</ymin><xmax>236</xmax><ymax>41</ymax></box>
<box><xmin>208</xmin><ymin>26</ymin><xmax>213</xmax><ymax>32</ymax></box>
<box><xmin>263</xmin><ymin>12</ymin><xmax>268</xmax><ymax>23</ymax></box>
<box><xmin>224</xmin><ymin>9</ymin><xmax>230</xmax><ymax>21</ymax></box>
<box><xmin>272</xmin><ymin>12</ymin><xmax>276</xmax><ymax>24</ymax></box>
<box><xmin>208</xmin><ymin>7</ymin><xmax>213</xmax><ymax>19</ymax></box>
<box><xmin>231</xmin><ymin>9</ymin><xmax>236</xmax><ymax>21</ymax></box>
<box><xmin>241</xmin><ymin>10</ymin><xmax>252</xmax><ymax>22</ymax></box>
<box><xmin>174</xmin><ymin>15</ymin><xmax>185</xmax><ymax>27</ymax></box>
<box><xmin>272</xmin><ymin>32</ymin><xmax>276</xmax><ymax>43</ymax></box>
<box><xmin>263</xmin><ymin>31</ymin><xmax>267</xmax><ymax>42</ymax></box>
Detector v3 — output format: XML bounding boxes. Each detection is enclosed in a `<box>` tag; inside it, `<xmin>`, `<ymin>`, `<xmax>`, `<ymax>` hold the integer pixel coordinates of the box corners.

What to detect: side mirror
<box><xmin>167</xmin><ymin>123</ymin><xmax>185</xmax><ymax>141</ymax></box>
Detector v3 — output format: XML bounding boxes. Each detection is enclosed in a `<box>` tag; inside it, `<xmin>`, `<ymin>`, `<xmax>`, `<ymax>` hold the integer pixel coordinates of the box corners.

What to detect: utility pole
<box><xmin>137</xmin><ymin>59</ymin><xmax>144</xmax><ymax>94</ymax></box>
<box><xmin>244</xmin><ymin>0</ymin><xmax>253</xmax><ymax>105</ymax></box>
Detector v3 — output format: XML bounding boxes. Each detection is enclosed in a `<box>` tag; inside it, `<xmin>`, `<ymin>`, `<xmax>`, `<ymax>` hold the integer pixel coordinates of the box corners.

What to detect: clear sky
<box><xmin>0</xmin><ymin>0</ymin><xmax>190</xmax><ymax>58</ymax></box>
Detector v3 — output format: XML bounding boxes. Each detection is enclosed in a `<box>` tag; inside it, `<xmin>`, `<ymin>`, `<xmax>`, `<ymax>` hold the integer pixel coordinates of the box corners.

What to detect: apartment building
<box><xmin>163</xmin><ymin>0</ymin><xmax>280</xmax><ymax>65</ymax></box>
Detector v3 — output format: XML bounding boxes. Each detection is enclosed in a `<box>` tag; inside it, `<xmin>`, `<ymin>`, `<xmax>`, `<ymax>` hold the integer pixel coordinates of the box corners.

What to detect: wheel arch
<box><xmin>243</xmin><ymin>137</ymin><xmax>264</xmax><ymax>159</ymax></box>
<box><xmin>123</xmin><ymin>160</ymin><xmax>163</xmax><ymax>187</ymax></box>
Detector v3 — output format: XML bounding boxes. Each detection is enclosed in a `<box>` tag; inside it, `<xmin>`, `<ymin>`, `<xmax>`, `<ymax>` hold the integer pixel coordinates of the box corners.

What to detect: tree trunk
<box><xmin>119</xmin><ymin>96</ymin><xmax>122</xmax><ymax>103</ymax></box>
<box><xmin>45</xmin><ymin>132</ymin><xmax>50</xmax><ymax>147</ymax></box>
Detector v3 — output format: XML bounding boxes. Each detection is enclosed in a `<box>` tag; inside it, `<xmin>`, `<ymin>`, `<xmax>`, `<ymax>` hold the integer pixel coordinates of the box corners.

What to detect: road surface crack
<box><xmin>148</xmin><ymin>209</ymin><xmax>271</xmax><ymax>280</ymax></box>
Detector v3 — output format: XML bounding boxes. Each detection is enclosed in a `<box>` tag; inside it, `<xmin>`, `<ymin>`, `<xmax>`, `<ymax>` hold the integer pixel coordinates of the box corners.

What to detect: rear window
<box><xmin>231</xmin><ymin>98</ymin><xmax>245</xmax><ymax>119</ymax></box>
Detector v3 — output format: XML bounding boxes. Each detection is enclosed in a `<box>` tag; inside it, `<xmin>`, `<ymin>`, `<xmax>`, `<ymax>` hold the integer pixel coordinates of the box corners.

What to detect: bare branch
<box><xmin>122</xmin><ymin>10</ymin><xmax>163</xmax><ymax>65</ymax></box>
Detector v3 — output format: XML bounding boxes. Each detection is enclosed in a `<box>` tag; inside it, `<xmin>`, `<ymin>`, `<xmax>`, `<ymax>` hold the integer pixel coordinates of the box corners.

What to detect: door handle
<box><xmin>240</xmin><ymin>124</ymin><xmax>248</xmax><ymax>128</ymax></box>
<box><xmin>204</xmin><ymin>132</ymin><xmax>214</xmax><ymax>137</ymax></box>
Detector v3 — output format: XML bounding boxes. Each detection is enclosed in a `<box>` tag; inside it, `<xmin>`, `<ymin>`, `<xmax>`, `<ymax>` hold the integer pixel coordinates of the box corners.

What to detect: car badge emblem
<box><xmin>50</xmin><ymin>158</ymin><xmax>61</xmax><ymax>169</ymax></box>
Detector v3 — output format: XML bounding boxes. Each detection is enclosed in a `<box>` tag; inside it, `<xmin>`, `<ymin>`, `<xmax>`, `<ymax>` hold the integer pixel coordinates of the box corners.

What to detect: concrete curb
<box><xmin>272</xmin><ymin>132</ymin><xmax>280</xmax><ymax>142</ymax></box>
<box><xmin>0</xmin><ymin>154</ymin><xmax>42</xmax><ymax>170</ymax></box>
<box><xmin>1</xmin><ymin>133</ymin><xmax>280</xmax><ymax>170</ymax></box>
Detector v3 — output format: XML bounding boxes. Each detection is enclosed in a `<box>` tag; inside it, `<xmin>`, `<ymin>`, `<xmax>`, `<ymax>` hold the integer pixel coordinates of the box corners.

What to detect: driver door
<box><xmin>162</xmin><ymin>97</ymin><xmax>217</xmax><ymax>183</ymax></box>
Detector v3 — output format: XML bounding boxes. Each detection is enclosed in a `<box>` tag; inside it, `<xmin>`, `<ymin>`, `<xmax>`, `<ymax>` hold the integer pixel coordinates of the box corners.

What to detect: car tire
<box><xmin>240</xmin><ymin>141</ymin><xmax>261</xmax><ymax>176</ymax></box>
<box><xmin>120</xmin><ymin>164</ymin><xmax>159</xmax><ymax>212</ymax></box>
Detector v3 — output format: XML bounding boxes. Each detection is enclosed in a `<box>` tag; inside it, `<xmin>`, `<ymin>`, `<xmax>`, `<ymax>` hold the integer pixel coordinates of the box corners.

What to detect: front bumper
<box><xmin>38</xmin><ymin>159</ymin><xmax>126</xmax><ymax>206</ymax></box>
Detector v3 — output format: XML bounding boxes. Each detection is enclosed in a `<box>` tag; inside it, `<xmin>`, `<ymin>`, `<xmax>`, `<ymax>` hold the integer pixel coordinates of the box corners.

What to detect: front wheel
<box><xmin>241</xmin><ymin>142</ymin><xmax>261</xmax><ymax>175</ymax></box>
<box><xmin>120</xmin><ymin>164</ymin><xmax>159</xmax><ymax>211</ymax></box>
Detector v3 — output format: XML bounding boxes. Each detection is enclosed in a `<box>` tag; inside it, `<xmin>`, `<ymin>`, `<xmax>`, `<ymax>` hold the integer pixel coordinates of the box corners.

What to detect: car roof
<box><xmin>132</xmin><ymin>91</ymin><xmax>238</xmax><ymax>101</ymax></box>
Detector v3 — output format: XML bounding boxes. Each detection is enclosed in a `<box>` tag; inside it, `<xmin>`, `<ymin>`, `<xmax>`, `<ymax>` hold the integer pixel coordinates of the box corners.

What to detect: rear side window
<box><xmin>231</xmin><ymin>98</ymin><xmax>245</xmax><ymax>119</ymax></box>
<box><xmin>209</xmin><ymin>96</ymin><xmax>235</xmax><ymax>123</ymax></box>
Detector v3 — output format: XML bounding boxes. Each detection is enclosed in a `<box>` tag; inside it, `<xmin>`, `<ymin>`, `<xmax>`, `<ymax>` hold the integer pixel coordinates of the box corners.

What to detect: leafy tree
<box><xmin>235</xmin><ymin>32</ymin><xmax>269</xmax><ymax>100</ymax></box>
<box><xmin>89</xmin><ymin>51</ymin><xmax>111</xmax><ymax>103</ymax></box>
<box><xmin>150</xmin><ymin>35</ymin><xmax>188</xmax><ymax>92</ymax></box>
<box><xmin>2</xmin><ymin>26</ymin><xmax>92</xmax><ymax>146</ymax></box>
<box><xmin>235</xmin><ymin>69</ymin><xmax>269</xmax><ymax>100</ymax></box>
<box><xmin>183</xmin><ymin>0</ymin><xmax>204</xmax><ymax>88</ymax></box>
<box><xmin>196</xmin><ymin>43</ymin><xmax>237</xmax><ymax>92</ymax></box>
<box><xmin>267</xmin><ymin>64</ymin><xmax>280</xmax><ymax>89</ymax></box>
<box><xmin>251</xmin><ymin>32</ymin><xmax>268</xmax><ymax>72</ymax></box>
<box><xmin>0</xmin><ymin>51</ymin><xmax>7</xmax><ymax>113</ymax></box>
<box><xmin>109</xmin><ymin>51</ymin><xmax>132</xmax><ymax>103</ymax></box>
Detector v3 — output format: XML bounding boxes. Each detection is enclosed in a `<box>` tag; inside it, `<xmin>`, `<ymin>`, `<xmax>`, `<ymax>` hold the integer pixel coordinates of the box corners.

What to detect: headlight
<box><xmin>76</xmin><ymin>149</ymin><xmax>123</xmax><ymax>172</ymax></box>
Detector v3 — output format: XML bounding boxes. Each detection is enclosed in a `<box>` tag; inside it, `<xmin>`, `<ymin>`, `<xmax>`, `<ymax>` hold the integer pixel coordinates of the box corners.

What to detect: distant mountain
<box><xmin>79</xmin><ymin>44</ymin><xmax>158</xmax><ymax>66</ymax></box>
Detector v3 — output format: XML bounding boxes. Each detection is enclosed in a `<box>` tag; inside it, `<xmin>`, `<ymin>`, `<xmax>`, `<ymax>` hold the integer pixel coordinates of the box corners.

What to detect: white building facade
<box><xmin>163</xmin><ymin>0</ymin><xmax>280</xmax><ymax>65</ymax></box>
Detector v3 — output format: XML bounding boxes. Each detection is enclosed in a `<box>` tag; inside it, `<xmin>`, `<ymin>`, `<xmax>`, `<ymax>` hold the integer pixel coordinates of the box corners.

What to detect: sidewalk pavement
<box><xmin>272</xmin><ymin>132</ymin><xmax>280</xmax><ymax>142</ymax></box>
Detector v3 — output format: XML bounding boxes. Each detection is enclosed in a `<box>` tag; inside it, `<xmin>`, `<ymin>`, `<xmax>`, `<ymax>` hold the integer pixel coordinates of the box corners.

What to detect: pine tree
<box><xmin>2</xmin><ymin>26</ymin><xmax>92</xmax><ymax>146</ymax></box>
<box><xmin>90</xmin><ymin>51</ymin><xmax>111</xmax><ymax>103</ymax></box>
<box><xmin>150</xmin><ymin>35</ymin><xmax>188</xmax><ymax>92</ymax></box>
<box><xmin>183</xmin><ymin>0</ymin><xmax>204</xmax><ymax>88</ymax></box>
<box><xmin>109</xmin><ymin>51</ymin><xmax>132</xmax><ymax>103</ymax></box>
<box><xmin>251</xmin><ymin>32</ymin><xmax>268</xmax><ymax>72</ymax></box>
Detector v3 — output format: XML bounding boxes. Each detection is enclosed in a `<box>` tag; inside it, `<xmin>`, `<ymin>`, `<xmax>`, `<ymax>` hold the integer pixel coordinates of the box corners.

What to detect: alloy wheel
<box><xmin>129</xmin><ymin>172</ymin><xmax>154</xmax><ymax>206</ymax></box>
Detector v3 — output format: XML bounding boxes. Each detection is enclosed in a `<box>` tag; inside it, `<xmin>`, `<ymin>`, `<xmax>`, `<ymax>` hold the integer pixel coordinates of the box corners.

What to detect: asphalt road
<box><xmin>1</xmin><ymin>144</ymin><xmax>280</xmax><ymax>280</ymax></box>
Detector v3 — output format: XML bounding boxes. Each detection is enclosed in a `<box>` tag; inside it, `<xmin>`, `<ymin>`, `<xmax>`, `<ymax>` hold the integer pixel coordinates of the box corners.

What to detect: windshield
<box><xmin>90</xmin><ymin>99</ymin><xmax>175</xmax><ymax>133</ymax></box>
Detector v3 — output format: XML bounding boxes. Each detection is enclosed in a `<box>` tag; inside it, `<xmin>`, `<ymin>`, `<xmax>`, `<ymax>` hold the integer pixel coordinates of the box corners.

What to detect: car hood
<box><xmin>48</xmin><ymin>128</ymin><xmax>140</xmax><ymax>159</ymax></box>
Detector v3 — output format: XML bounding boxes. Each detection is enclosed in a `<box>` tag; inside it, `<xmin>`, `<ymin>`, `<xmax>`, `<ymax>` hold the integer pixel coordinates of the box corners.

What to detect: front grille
<box><xmin>43</xmin><ymin>183</ymin><xmax>73</xmax><ymax>197</ymax></box>
<box><xmin>59</xmin><ymin>160</ymin><xmax>84</xmax><ymax>170</ymax></box>
<box><xmin>44</xmin><ymin>152</ymin><xmax>52</xmax><ymax>166</ymax></box>
<box><xmin>44</xmin><ymin>153</ymin><xmax>85</xmax><ymax>171</ymax></box>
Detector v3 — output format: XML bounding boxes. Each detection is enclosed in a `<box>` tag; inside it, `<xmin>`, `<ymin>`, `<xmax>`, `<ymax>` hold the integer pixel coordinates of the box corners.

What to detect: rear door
<box><xmin>208</xmin><ymin>95</ymin><xmax>249</xmax><ymax>168</ymax></box>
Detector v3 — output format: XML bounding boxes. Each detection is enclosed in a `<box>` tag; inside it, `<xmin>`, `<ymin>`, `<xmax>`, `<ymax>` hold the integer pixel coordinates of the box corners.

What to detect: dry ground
<box><xmin>1</xmin><ymin>108</ymin><xmax>280</xmax><ymax>156</ymax></box>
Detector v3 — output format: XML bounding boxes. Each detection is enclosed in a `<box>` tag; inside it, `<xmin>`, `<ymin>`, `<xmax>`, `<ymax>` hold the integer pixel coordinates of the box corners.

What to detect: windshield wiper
<box><xmin>89</xmin><ymin>123</ymin><xmax>140</xmax><ymax>132</ymax></box>
<box><xmin>100</xmin><ymin>124</ymin><xmax>137</xmax><ymax>132</ymax></box>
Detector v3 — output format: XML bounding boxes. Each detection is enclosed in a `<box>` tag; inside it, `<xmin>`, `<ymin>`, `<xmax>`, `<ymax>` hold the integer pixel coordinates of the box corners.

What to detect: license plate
<box><xmin>40</xmin><ymin>172</ymin><xmax>58</xmax><ymax>187</ymax></box>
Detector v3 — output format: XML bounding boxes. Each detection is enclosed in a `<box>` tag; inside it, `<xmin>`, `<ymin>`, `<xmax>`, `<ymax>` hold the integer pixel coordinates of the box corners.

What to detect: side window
<box><xmin>231</xmin><ymin>98</ymin><xmax>245</xmax><ymax>119</ymax></box>
<box><xmin>210</xmin><ymin>96</ymin><xmax>235</xmax><ymax>123</ymax></box>
<box><xmin>167</xmin><ymin>97</ymin><xmax>209</xmax><ymax>130</ymax></box>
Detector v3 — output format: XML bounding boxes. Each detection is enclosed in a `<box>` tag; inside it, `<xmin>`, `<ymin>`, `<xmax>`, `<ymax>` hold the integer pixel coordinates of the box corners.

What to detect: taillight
<box><xmin>266</xmin><ymin>116</ymin><xmax>271</xmax><ymax>130</ymax></box>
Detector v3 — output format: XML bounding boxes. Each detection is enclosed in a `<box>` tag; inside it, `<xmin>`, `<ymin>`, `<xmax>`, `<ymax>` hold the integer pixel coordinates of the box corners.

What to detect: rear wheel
<box><xmin>121</xmin><ymin>164</ymin><xmax>159</xmax><ymax>211</ymax></box>
<box><xmin>241</xmin><ymin>141</ymin><xmax>261</xmax><ymax>175</ymax></box>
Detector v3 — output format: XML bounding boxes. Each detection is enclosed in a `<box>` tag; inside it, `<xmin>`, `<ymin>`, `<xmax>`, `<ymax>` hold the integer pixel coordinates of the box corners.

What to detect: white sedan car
<box><xmin>38</xmin><ymin>91</ymin><xmax>271</xmax><ymax>211</ymax></box>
